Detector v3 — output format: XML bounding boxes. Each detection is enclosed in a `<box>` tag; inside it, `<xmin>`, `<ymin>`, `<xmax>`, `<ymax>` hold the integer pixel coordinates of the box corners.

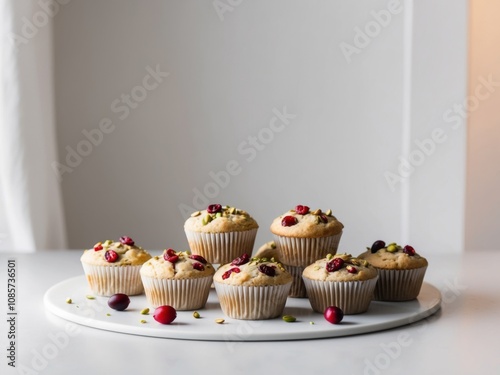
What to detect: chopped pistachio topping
<box><xmin>140</xmin><ymin>308</ymin><xmax>150</xmax><ymax>315</ymax></box>
<box><xmin>86</xmin><ymin>295</ymin><xmax>95</xmax><ymax>300</ymax></box>
<box><xmin>202</xmin><ymin>214</ymin><xmax>212</xmax><ymax>225</ymax></box>
<box><xmin>65</xmin><ymin>298</ymin><xmax>72</xmax><ymax>304</ymax></box>
<box><xmin>191</xmin><ymin>211</ymin><xmax>201</xmax><ymax>217</ymax></box>
<box><xmin>215</xmin><ymin>318</ymin><xmax>225</xmax><ymax>324</ymax></box>
<box><xmin>140</xmin><ymin>319</ymin><xmax>147</xmax><ymax>324</ymax></box>
<box><xmin>193</xmin><ymin>311</ymin><xmax>201</xmax><ymax>319</ymax></box>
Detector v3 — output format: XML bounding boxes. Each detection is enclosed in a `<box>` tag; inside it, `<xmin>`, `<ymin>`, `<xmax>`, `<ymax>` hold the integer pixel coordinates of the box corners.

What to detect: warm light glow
<box><xmin>465</xmin><ymin>0</ymin><xmax>500</xmax><ymax>250</ymax></box>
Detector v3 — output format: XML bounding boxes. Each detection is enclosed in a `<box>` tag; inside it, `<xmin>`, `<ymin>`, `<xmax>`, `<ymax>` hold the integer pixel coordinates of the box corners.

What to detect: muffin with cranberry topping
<box><xmin>270</xmin><ymin>205</ymin><xmax>343</xmax><ymax>267</ymax></box>
<box><xmin>302</xmin><ymin>253</ymin><xmax>378</xmax><ymax>314</ymax></box>
<box><xmin>140</xmin><ymin>249</ymin><xmax>215</xmax><ymax>310</ymax></box>
<box><xmin>213</xmin><ymin>254</ymin><xmax>292</xmax><ymax>320</ymax></box>
<box><xmin>80</xmin><ymin>236</ymin><xmax>152</xmax><ymax>296</ymax></box>
<box><xmin>357</xmin><ymin>241</ymin><xmax>428</xmax><ymax>301</ymax></box>
<box><xmin>184</xmin><ymin>204</ymin><xmax>259</xmax><ymax>264</ymax></box>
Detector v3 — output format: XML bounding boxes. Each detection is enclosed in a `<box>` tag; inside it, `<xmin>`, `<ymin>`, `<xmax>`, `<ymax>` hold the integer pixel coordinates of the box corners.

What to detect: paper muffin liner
<box><xmin>81</xmin><ymin>263</ymin><xmax>144</xmax><ymax>296</ymax></box>
<box><xmin>273</xmin><ymin>231</ymin><xmax>342</xmax><ymax>266</ymax></box>
<box><xmin>373</xmin><ymin>266</ymin><xmax>427</xmax><ymax>301</ymax></box>
<box><xmin>140</xmin><ymin>275</ymin><xmax>214</xmax><ymax>310</ymax></box>
<box><xmin>185</xmin><ymin>228</ymin><xmax>258</xmax><ymax>264</ymax></box>
<box><xmin>302</xmin><ymin>276</ymin><xmax>378</xmax><ymax>315</ymax></box>
<box><xmin>214</xmin><ymin>281</ymin><xmax>292</xmax><ymax>320</ymax></box>
<box><xmin>284</xmin><ymin>264</ymin><xmax>307</xmax><ymax>298</ymax></box>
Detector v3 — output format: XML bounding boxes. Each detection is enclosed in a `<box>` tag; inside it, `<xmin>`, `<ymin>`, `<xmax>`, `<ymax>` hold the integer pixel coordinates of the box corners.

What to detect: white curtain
<box><xmin>0</xmin><ymin>0</ymin><xmax>67</xmax><ymax>251</ymax></box>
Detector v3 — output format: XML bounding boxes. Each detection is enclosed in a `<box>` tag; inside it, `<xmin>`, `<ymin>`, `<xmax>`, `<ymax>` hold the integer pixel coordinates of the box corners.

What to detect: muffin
<box><xmin>213</xmin><ymin>253</ymin><xmax>292</xmax><ymax>320</ymax></box>
<box><xmin>270</xmin><ymin>204</ymin><xmax>344</xmax><ymax>267</ymax></box>
<box><xmin>302</xmin><ymin>253</ymin><xmax>378</xmax><ymax>314</ymax></box>
<box><xmin>140</xmin><ymin>249</ymin><xmax>215</xmax><ymax>310</ymax></box>
<box><xmin>80</xmin><ymin>236</ymin><xmax>152</xmax><ymax>296</ymax></box>
<box><xmin>184</xmin><ymin>204</ymin><xmax>259</xmax><ymax>264</ymax></box>
<box><xmin>357</xmin><ymin>241</ymin><xmax>428</xmax><ymax>301</ymax></box>
<box><xmin>253</xmin><ymin>240</ymin><xmax>280</xmax><ymax>261</ymax></box>
<box><xmin>253</xmin><ymin>241</ymin><xmax>304</xmax><ymax>298</ymax></box>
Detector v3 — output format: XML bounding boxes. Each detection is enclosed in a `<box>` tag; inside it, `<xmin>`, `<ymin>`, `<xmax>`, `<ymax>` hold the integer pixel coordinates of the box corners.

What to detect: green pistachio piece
<box><xmin>140</xmin><ymin>308</ymin><xmax>149</xmax><ymax>315</ymax></box>
<box><xmin>215</xmin><ymin>212</ymin><xmax>222</xmax><ymax>218</ymax></box>
<box><xmin>282</xmin><ymin>315</ymin><xmax>296</xmax><ymax>323</ymax></box>
<box><xmin>215</xmin><ymin>319</ymin><xmax>225</xmax><ymax>324</ymax></box>
<box><xmin>270</xmin><ymin>242</ymin><xmax>276</xmax><ymax>249</ymax></box>
<box><xmin>228</xmin><ymin>207</ymin><xmax>236</xmax><ymax>214</ymax></box>
<box><xmin>65</xmin><ymin>298</ymin><xmax>72</xmax><ymax>304</ymax></box>
<box><xmin>86</xmin><ymin>295</ymin><xmax>95</xmax><ymax>300</ymax></box>
<box><xmin>387</xmin><ymin>244</ymin><xmax>398</xmax><ymax>253</ymax></box>
<box><xmin>202</xmin><ymin>214</ymin><xmax>212</xmax><ymax>225</ymax></box>
<box><xmin>325</xmin><ymin>209</ymin><xmax>332</xmax><ymax>216</ymax></box>
<box><xmin>193</xmin><ymin>311</ymin><xmax>201</xmax><ymax>319</ymax></box>
<box><xmin>311</xmin><ymin>209</ymin><xmax>322</xmax><ymax>215</ymax></box>
<box><xmin>191</xmin><ymin>211</ymin><xmax>201</xmax><ymax>217</ymax></box>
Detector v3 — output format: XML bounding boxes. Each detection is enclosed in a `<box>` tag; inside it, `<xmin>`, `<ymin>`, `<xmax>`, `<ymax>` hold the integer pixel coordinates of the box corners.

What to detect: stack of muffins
<box><xmin>270</xmin><ymin>205</ymin><xmax>344</xmax><ymax>298</ymax></box>
<box><xmin>79</xmin><ymin>203</ymin><xmax>429</xmax><ymax>320</ymax></box>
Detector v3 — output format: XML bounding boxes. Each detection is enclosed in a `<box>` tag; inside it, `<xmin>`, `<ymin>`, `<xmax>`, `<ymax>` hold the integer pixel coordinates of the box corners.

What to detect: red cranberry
<box><xmin>295</xmin><ymin>205</ymin><xmax>310</xmax><ymax>215</ymax></box>
<box><xmin>207</xmin><ymin>204</ymin><xmax>222</xmax><ymax>214</ymax></box>
<box><xmin>192</xmin><ymin>262</ymin><xmax>205</xmax><ymax>271</ymax></box>
<box><xmin>119</xmin><ymin>236</ymin><xmax>135</xmax><ymax>246</ymax></box>
<box><xmin>403</xmin><ymin>245</ymin><xmax>416</xmax><ymax>256</ymax></box>
<box><xmin>281</xmin><ymin>215</ymin><xmax>298</xmax><ymax>227</ymax></box>
<box><xmin>163</xmin><ymin>249</ymin><xmax>179</xmax><ymax>263</ymax></box>
<box><xmin>370</xmin><ymin>240</ymin><xmax>386</xmax><ymax>253</ymax></box>
<box><xmin>231</xmin><ymin>253</ymin><xmax>250</xmax><ymax>266</ymax></box>
<box><xmin>346</xmin><ymin>265</ymin><xmax>357</xmax><ymax>274</ymax></box>
<box><xmin>189</xmin><ymin>254</ymin><xmax>207</xmax><ymax>264</ymax></box>
<box><xmin>326</xmin><ymin>258</ymin><xmax>344</xmax><ymax>272</ymax></box>
<box><xmin>324</xmin><ymin>306</ymin><xmax>344</xmax><ymax>324</ymax></box>
<box><xmin>258</xmin><ymin>264</ymin><xmax>276</xmax><ymax>277</ymax></box>
<box><xmin>319</xmin><ymin>214</ymin><xmax>328</xmax><ymax>223</ymax></box>
<box><xmin>153</xmin><ymin>305</ymin><xmax>177</xmax><ymax>325</ymax></box>
<box><xmin>93</xmin><ymin>243</ymin><xmax>103</xmax><ymax>251</ymax></box>
<box><xmin>108</xmin><ymin>293</ymin><xmax>130</xmax><ymax>311</ymax></box>
<box><xmin>105</xmin><ymin>250</ymin><xmax>118</xmax><ymax>263</ymax></box>
<box><xmin>222</xmin><ymin>267</ymin><xmax>240</xmax><ymax>280</ymax></box>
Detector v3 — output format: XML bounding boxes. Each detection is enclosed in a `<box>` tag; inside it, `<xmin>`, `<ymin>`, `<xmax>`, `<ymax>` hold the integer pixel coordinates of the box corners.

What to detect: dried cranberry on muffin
<box><xmin>140</xmin><ymin>249</ymin><xmax>215</xmax><ymax>310</ymax></box>
<box><xmin>213</xmin><ymin>253</ymin><xmax>292</xmax><ymax>320</ymax></box>
<box><xmin>80</xmin><ymin>236</ymin><xmax>152</xmax><ymax>296</ymax></box>
<box><xmin>357</xmin><ymin>241</ymin><xmax>428</xmax><ymax>301</ymax></box>
<box><xmin>184</xmin><ymin>204</ymin><xmax>259</xmax><ymax>264</ymax></box>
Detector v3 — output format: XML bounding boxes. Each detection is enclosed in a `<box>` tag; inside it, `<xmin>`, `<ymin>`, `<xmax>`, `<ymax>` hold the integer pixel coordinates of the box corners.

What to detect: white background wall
<box><xmin>53</xmin><ymin>0</ymin><xmax>468</xmax><ymax>253</ymax></box>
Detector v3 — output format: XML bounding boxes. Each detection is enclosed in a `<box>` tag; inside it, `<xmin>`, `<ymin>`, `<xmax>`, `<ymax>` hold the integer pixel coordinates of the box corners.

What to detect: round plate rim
<box><xmin>43</xmin><ymin>275</ymin><xmax>441</xmax><ymax>341</ymax></box>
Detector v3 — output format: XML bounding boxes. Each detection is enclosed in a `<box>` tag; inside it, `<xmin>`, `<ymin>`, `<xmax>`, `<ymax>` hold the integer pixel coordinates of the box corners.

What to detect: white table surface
<box><xmin>1</xmin><ymin>249</ymin><xmax>499</xmax><ymax>375</ymax></box>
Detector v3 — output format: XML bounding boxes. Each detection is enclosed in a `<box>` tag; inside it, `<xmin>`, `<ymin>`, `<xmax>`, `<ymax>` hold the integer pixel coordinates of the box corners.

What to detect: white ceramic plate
<box><xmin>44</xmin><ymin>275</ymin><xmax>441</xmax><ymax>341</ymax></box>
